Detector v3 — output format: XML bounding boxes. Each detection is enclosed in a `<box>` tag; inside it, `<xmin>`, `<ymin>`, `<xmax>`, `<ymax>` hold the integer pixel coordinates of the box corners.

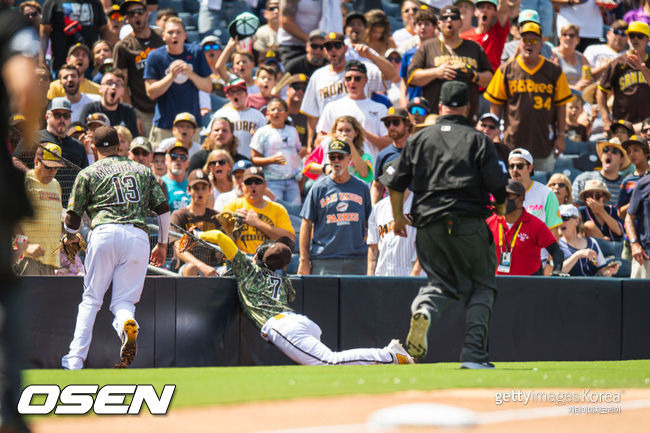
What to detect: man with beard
<box><xmin>114</xmin><ymin>0</ymin><xmax>164</xmax><ymax>138</ymax></box>
<box><xmin>284</xmin><ymin>29</ymin><xmax>329</xmax><ymax>77</ymax></box>
<box><xmin>407</xmin><ymin>6</ymin><xmax>493</xmax><ymax>124</ymax></box>
<box><xmin>189</xmin><ymin>117</ymin><xmax>242</xmax><ymax>172</ymax></box>
<box><xmin>161</xmin><ymin>143</ymin><xmax>191</xmax><ymax>213</ymax></box>
<box><xmin>59</xmin><ymin>63</ymin><xmax>100</xmax><ymax>122</ymax></box>
<box><xmin>79</xmin><ymin>69</ymin><xmax>139</xmax><ymax>138</ymax></box>
<box><xmin>370</xmin><ymin>107</ymin><xmax>411</xmax><ymax>205</ymax></box>
<box><xmin>47</xmin><ymin>43</ymin><xmax>100</xmax><ymax>98</ymax></box>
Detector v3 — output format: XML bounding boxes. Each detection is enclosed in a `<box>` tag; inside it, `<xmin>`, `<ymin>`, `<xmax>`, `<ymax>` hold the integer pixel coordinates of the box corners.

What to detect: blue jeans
<box><xmin>267</xmin><ymin>179</ymin><xmax>301</xmax><ymax>206</ymax></box>
<box><xmin>520</xmin><ymin>0</ymin><xmax>553</xmax><ymax>38</ymax></box>
<box><xmin>198</xmin><ymin>0</ymin><xmax>252</xmax><ymax>39</ymax></box>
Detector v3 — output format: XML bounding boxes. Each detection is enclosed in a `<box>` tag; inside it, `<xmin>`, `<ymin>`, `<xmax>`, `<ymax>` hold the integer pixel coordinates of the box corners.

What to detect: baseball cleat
<box><xmin>387</xmin><ymin>339</ymin><xmax>415</xmax><ymax>364</ymax></box>
<box><xmin>460</xmin><ymin>361</ymin><xmax>495</xmax><ymax>370</ymax></box>
<box><xmin>118</xmin><ymin>319</ymin><xmax>138</xmax><ymax>368</ymax></box>
<box><xmin>406</xmin><ymin>309</ymin><xmax>430</xmax><ymax>359</ymax></box>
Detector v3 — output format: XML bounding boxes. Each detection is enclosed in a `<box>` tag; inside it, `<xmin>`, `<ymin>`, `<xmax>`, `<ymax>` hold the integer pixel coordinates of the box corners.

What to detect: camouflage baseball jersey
<box><xmin>231</xmin><ymin>251</ymin><xmax>294</xmax><ymax>329</ymax></box>
<box><xmin>68</xmin><ymin>156</ymin><xmax>167</xmax><ymax>232</ymax></box>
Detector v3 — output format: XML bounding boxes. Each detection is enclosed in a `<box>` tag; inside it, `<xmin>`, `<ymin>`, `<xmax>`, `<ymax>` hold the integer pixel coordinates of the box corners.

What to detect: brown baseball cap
<box><xmin>67</xmin><ymin>43</ymin><xmax>91</xmax><ymax>58</ymax></box>
<box><xmin>325</xmin><ymin>32</ymin><xmax>345</xmax><ymax>43</ymax></box>
<box><xmin>242</xmin><ymin>166</ymin><xmax>265</xmax><ymax>182</ymax></box>
<box><xmin>188</xmin><ymin>168</ymin><xmax>210</xmax><ymax>187</ymax></box>
<box><xmin>93</xmin><ymin>126</ymin><xmax>119</xmax><ymax>148</ymax></box>
<box><xmin>505</xmin><ymin>179</ymin><xmax>526</xmax><ymax>197</ymax></box>
<box><xmin>381</xmin><ymin>106</ymin><xmax>409</xmax><ymax>122</ymax></box>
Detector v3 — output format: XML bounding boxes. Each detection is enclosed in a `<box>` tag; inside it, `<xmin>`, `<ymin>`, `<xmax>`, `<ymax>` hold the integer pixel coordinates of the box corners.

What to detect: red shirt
<box><xmin>461</xmin><ymin>20</ymin><xmax>509</xmax><ymax>72</ymax></box>
<box><xmin>486</xmin><ymin>209</ymin><xmax>557</xmax><ymax>276</ymax></box>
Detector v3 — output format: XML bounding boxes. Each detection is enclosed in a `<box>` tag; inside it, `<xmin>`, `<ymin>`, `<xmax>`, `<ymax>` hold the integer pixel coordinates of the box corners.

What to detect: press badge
<box><xmin>497</xmin><ymin>252</ymin><xmax>511</xmax><ymax>273</ymax></box>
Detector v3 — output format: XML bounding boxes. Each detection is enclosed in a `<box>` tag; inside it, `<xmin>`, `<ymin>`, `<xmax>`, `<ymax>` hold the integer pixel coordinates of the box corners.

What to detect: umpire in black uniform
<box><xmin>380</xmin><ymin>81</ymin><xmax>508</xmax><ymax>369</ymax></box>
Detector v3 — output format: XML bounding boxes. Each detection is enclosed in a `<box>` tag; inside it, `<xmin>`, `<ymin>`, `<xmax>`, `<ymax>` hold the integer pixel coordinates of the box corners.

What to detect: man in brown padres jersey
<box><xmin>597</xmin><ymin>21</ymin><xmax>650</xmax><ymax>134</ymax></box>
<box><xmin>485</xmin><ymin>22</ymin><xmax>573</xmax><ymax>172</ymax></box>
<box><xmin>407</xmin><ymin>5</ymin><xmax>493</xmax><ymax>124</ymax></box>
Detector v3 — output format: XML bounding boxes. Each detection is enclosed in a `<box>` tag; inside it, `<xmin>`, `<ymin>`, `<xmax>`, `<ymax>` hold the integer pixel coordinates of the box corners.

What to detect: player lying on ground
<box><xmin>198</xmin><ymin>229</ymin><xmax>414</xmax><ymax>365</ymax></box>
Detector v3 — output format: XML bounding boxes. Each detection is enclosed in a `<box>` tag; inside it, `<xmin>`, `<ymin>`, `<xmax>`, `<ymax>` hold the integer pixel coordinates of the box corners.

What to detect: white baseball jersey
<box><xmin>367</xmin><ymin>194</ymin><xmax>420</xmax><ymax>276</ymax></box>
<box><xmin>211</xmin><ymin>105</ymin><xmax>267</xmax><ymax>159</ymax></box>
<box><xmin>317</xmin><ymin>95</ymin><xmax>388</xmax><ymax>161</ymax></box>
<box><xmin>524</xmin><ymin>181</ymin><xmax>562</xmax><ymax>229</ymax></box>
<box><xmin>300</xmin><ymin>62</ymin><xmax>386</xmax><ymax>119</ymax></box>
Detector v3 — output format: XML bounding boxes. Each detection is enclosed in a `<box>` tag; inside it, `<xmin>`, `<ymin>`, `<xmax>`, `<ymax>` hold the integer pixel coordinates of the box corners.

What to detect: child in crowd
<box><xmin>566</xmin><ymin>94</ymin><xmax>589</xmax><ymax>142</ymax></box>
<box><xmin>246</xmin><ymin>65</ymin><xmax>278</xmax><ymax>111</ymax></box>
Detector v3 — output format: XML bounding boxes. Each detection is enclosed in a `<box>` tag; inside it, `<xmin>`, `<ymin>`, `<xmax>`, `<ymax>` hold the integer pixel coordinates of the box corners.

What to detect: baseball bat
<box><xmin>271</xmin><ymin>73</ymin><xmax>292</xmax><ymax>95</ymax></box>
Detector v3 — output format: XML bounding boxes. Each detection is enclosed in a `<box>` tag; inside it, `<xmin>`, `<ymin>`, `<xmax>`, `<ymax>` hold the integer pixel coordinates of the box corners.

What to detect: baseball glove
<box><xmin>177</xmin><ymin>225</ymin><xmax>199</xmax><ymax>253</ymax></box>
<box><xmin>216</xmin><ymin>211</ymin><xmax>246</xmax><ymax>245</ymax></box>
<box><xmin>60</xmin><ymin>233</ymin><xmax>87</xmax><ymax>263</ymax></box>
<box><xmin>454</xmin><ymin>64</ymin><xmax>478</xmax><ymax>84</ymax></box>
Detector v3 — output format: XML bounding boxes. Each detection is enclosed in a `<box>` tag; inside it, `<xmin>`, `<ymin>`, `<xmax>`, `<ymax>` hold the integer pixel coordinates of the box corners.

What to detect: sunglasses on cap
<box><xmin>328</xmin><ymin>153</ymin><xmax>346</xmax><ymax>161</ymax></box>
<box><xmin>52</xmin><ymin>112</ymin><xmax>71</xmax><ymax>120</ymax></box>
<box><xmin>522</xmin><ymin>37</ymin><xmax>539</xmax><ymax>45</ymax></box>
<box><xmin>109</xmin><ymin>12</ymin><xmax>124</xmax><ymax>22</ymax></box>
<box><xmin>131</xmin><ymin>149</ymin><xmax>150</xmax><ymax>157</ymax></box>
<box><xmin>441</xmin><ymin>14</ymin><xmax>461</xmax><ymax>21</ymax></box>
<box><xmin>203</xmin><ymin>44</ymin><xmax>222</xmax><ymax>51</ymax></box>
<box><xmin>549</xmin><ymin>182</ymin><xmax>567</xmax><ymax>188</ymax></box>
<box><xmin>602</xmin><ymin>146</ymin><xmax>622</xmax><ymax>155</ymax></box>
<box><xmin>310</xmin><ymin>43</ymin><xmax>324</xmax><ymax>50</ymax></box>
<box><xmin>383</xmin><ymin>119</ymin><xmax>402</xmax><ymax>128</ymax></box>
<box><xmin>410</xmin><ymin>106</ymin><xmax>426</xmax><ymax>116</ymax></box>
<box><xmin>629</xmin><ymin>33</ymin><xmax>647</xmax><ymax>40</ymax></box>
<box><xmin>584</xmin><ymin>192</ymin><xmax>603</xmax><ymax>200</ymax></box>
<box><xmin>508</xmin><ymin>162</ymin><xmax>527</xmax><ymax>170</ymax></box>
<box><xmin>344</xmin><ymin>75</ymin><xmax>363</xmax><ymax>82</ymax></box>
<box><xmin>324</xmin><ymin>42</ymin><xmax>344</xmax><ymax>50</ymax></box>
<box><xmin>170</xmin><ymin>153</ymin><xmax>188</xmax><ymax>161</ymax></box>
<box><xmin>290</xmin><ymin>82</ymin><xmax>307</xmax><ymax>91</ymax></box>
<box><xmin>244</xmin><ymin>178</ymin><xmax>264</xmax><ymax>185</ymax></box>
<box><xmin>125</xmin><ymin>8</ymin><xmax>146</xmax><ymax>16</ymax></box>
<box><xmin>209</xmin><ymin>159</ymin><xmax>229</xmax><ymax>166</ymax></box>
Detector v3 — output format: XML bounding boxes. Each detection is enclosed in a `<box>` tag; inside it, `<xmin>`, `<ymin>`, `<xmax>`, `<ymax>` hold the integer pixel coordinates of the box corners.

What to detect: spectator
<box><xmin>200</xmin><ymin>35</ymin><xmax>223</xmax><ymax>79</ymax></box>
<box><xmin>641</xmin><ymin>117</ymin><xmax>650</xmax><ymax>142</ymax></box>
<box><xmin>408</xmin><ymin>5</ymin><xmax>493</xmax><ymax>124</ymax></box>
<box><xmin>344</xmin><ymin>11</ymin><xmax>366</xmax><ymax>45</ymax></box>
<box><xmin>566</xmin><ymin>93</ymin><xmax>589</xmax><ymax>142</ymax></box>
<box><xmin>558</xmin><ymin>204</ymin><xmax>619</xmax><ymax>276</ymax></box>
<box><xmin>129</xmin><ymin>136</ymin><xmax>169</xmax><ymax>199</ymax></box>
<box><xmin>317</xmin><ymin>60</ymin><xmax>389</xmax><ymax>161</ymax></box>
<box><xmin>554</xmin><ymin>0</ymin><xmax>603</xmax><ymax>52</ymax></box>
<box><xmin>625</xmin><ymin>171</ymin><xmax>650</xmax><ymax>278</ymax></box>
<box><xmin>83</xmin><ymin>112</ymin><xmax>110</xmax><ymax>163</ymax></box>
<box><xmin>371</xmin><ymin>107</ymin><xmax>411</xmax><ymax>204</ymax></box>
<box><xmin>583</xmin><ymin>20</ymin><xmax>628</xmax><ymax>80</ymax></box>
<box><xmin>399</xmin><ymin>8</ymin><xmax>438</xmax><ymax>107</ymax></box>
<box><xmin>113</xmin><ymin>0</ymin><xmax>165</xmax><ymax>138</ymax></box>
<box><xmin>457</xmin><ymin>0</ymin><xmax>476</xmax><ymax>34</ymax></box>
<box><xmin>286</xmin><ymin>73</ymin><xmax>309</xmax><ymax>147</ymax></box>
<box><xmin>215</xmin><ymin>159</ymin><xmax>253</xmax><ymax>211</ymax></box>
<box><xmin>609</xmin><ymin>119</ymin><xmax>635</xmax><ymax>143</ymax></box>
<box><xmin>144</xmin><ymin>17</ymin><xmax>212</xmax><ymax>145</ymax></box>
<box><xmin>215</xmin><ymin>40</ymin><xmax>259</xmax><ymax>92</ymax></box>
<box><xmin>19</xmin><ymin>1</ymin><xmax>41</xmax><ymax>33</ymax></box>
<box><xmin>363</xmin><ymin>9</ymin><xmax>395</xmax><ymax>57</ymax></box>
<box><xmin>198</xmin><ymin>0</ymin><xmax>251</xmax><ymax>40</ymax></box>
<box><xmin>597</xmin><ymin>21</ymin><xmax>650</xmax><ymax>133</ymax></box>
<box><xmin>162</xmin><ymin>143</ymin><xmax>191</xmax><ymax>213</ymax></box>
<box><xmin>573</xmin><ymin>137</ymin><xmax>628</xmax><ymax>205</ymax></box>
<box><xmin>553</xmin><ymin>24</ymin><xmax>592</xmax><ymax>91</ymax></box>
<box><xmin>79</xmin><ymin>69</ymin><xmax>139</xmax><ymax>138</ymax></box>
<box><xmin>578</xmin><ymin>179</ymin><xmax>624</xmax><ymax>241</ymax></box>
<box><xmin>104</xmin><ymin>4</ymin><xmax>124</xmax><ymax>46</ymax></box>
<box><xmin>222</xmin><ymin>166</ymin><xmax>295</xmax><ymax>254</ymax></box>
<box><xmin>486</xmin><ymin>180</ymin><xmax>564</xmax><ymax>275</ymax></box>
<box><xmin>203</xmin><ymin>149</ymin><xmax>234</xmax><ymax>208</ymax></box>
<box><xmin>90</xmin><ymin>39</ymin><xmax>112</xmax><ymax>84</ymax></box>
<box><xmin>277</xmin><ymin>0</ymin><xmax>335</xmax><ymax>63</ymax></box>
<box><xmin>66</xmin><ymin>122</ymin><xmax>87</xmax><ymax>142</ymax></box>
<box><xmin>619</xmin><ymin>135</ymin><xmax>650</xmax><ymax>220</ymax></box>
<box><xmin>460</xmin><ymin>0</ymin><xmax>515</xmax><ymax>73</ymax></box>
<box><xmin>151</xmin><ymin>145</ymin><xmax>167</xmax><ymax>177</ymax></box>
<box><xmin>40</xmin><ymin>0</ymin><xmax>109</xmax><ymax>72</ymax></box>
<box><xmin>486</xmin><ymin>22</ymin><xmax>573</xmax><ymax>172</ymax></box>
<box><xmin>47</xmin><ymin>43</ymin><xmax>101</xmax><ymax>99</ymax></box>
<box><xmin>547</xmin><ymin>173</ymin><xmax>574</xmax><ymax>206</ymax></box>
<box><xmin>501</xmin><ymin>10</ymin><xmax>554</xmax><ymax>63</ymax></box>
<box><xmin>250</xmin><ymin>97</ymin><xmax>305</xmax><ymax>205</ymax></box>
<box><xmin>298</xmin><ymin>139</ymin><xmax>371</xmax><ymax>275</ymax></box>
<box><xmin>190</xmin><ymin>117</ymin><xmax>243</xmax><ymax>172</ymax></box>
<box><xmin>253</xmin><ymin>0</ymin><xmax>280</xmax><ymax>62</ymax></box>
<box><xmin>508</xmin><ymin>148</ymin><xmax>562</xmax><ymax>237</ymax></box>
<box><xmin>246</xmin><ymin>65</ymin><xmax>278</xmax><ymax>111</ymax></box>
<box><xmin>407</xmin><ymin>96</ymin><xmax>429</xmax><ymax>126</ymax></box>
<box><xmin>211</xmin><ymin>79</ymin><xmax>266</xmax><ymax>160</ymax></box>
<box><xmin>385</xmin><ymin>49</ymin><xmax>402</xmax><ymax>107</ymax></box>
<box><xmin>59</xmin><ymin>64</ymin><xmax>101</xmax><ymax>122</ymax></box>
<box><xmin>171</xmin><ymin>169</ymin><xmax>224</xmax><ymax>276</ymax></box>
<box><xmin>15</xmin><ymin>143</ymin><xmax>65</xmax><ymax>275</ymax></box>
<box><xmin>476</xmin><ymin>112</ymin><xmax>501</xmax><ymax>143</ymax></box>
<box><xmin>158</xmin><ymin>112</ymin><xmax>201</xmax><ymax>157</ymax></box>
<box><xmin>284</xmin><ymin>29</ymin><xmax>329</xmax><ymax>77</ymax></box>
<box><xmin>115</xmin><ymin>125</ymin><xmax>132</xmax><ymax>157</ymax></box>
<box><xmin>392</xmin><ymin>0</ymin><xmax>421</xmax><ymax>47</ymax></box>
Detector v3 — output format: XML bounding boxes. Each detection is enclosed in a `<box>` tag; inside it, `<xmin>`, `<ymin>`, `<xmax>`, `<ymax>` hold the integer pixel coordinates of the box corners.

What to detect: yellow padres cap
<box><xmin>520</xmin><ymin>22</ymin><xmax>541</xmax><ymax>37</ymax></box>
<box><xmin>37</xmin><ymin>143</ymin><xmax>66</xmax><ymax>167</ymax></box>
<box><xmin>173</xmin><ymin>112</ymin><xmax>198</xmax><ymax>127</ymax></box>
<box><xmin>626</xmin><ymin>21</ymin><xmax>650</xmax><ymax>38</ymax></box>
<box><xmin>167</xmin><ymin>141</ymin><xmax>189</xmax><ymax>154</ymax></box>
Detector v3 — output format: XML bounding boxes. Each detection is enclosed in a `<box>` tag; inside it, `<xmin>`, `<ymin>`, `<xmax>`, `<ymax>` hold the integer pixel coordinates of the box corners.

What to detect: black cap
<box><xmin>345</xmin><ymin>60</ymin><xmax>367</xmax><ymax>75</ymax></box>
<box><xmin>93</xmin><ymin>126</ymin><xmax>119</xmax><ymax>148</ymax></box>
<box><xmin>345</xmin><ymin>11</ymin><xmax>367</xmax><ymax>27</ymax></box>
<box><xmin>505</xmin><ymin>179</ymin><xmax>526</xmax><ymax>197</ymax></box>
<box><xmin>328</xmin><ymin>139</ymin><xmax>351</xmax><ymax>155</ymax></box>
<box><xmin>440</xmin><ymin>81</ymin><xmax>469</xmax><ymax>107</ymax></box>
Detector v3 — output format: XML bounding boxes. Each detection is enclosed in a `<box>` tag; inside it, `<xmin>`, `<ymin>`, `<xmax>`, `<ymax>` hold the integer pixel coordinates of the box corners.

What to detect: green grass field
<box><xmin>23</xmin><ymin>360</ymin><xmax>650</xmax><ymax>411</ymax></box>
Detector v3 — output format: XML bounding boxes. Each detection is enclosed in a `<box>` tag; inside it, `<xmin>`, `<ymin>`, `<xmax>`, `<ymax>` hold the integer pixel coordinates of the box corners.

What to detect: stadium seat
<box><xmin>210</xmin><ymin>93</ymin><xmax>228</xmax><ymax>111</ymax></box>
<box><xmin>564</xmin><ymin>138</ymin><xmax>596</xmax><ymax>155</ymax></box>
<box><xmin>558</xmin><ymin>167</ymin><xmax>582</xmax><ymax>182</ymax></box>
<box><xmin>183</xmin><ymin>0</ymin><xmax>200</xmax><ymax>13</ymax></box>
<box><xmin>554</xmin><ymin>154</ymin><xmax>577</xmax><ymax>171</ymax></box>
<box><xmin>573</xmin><ymin>152</ymin><xmax>600</xmax><ymax>172</ymax></box>
<box><xmin>186</xmin><ymin>30</ymin><xmax>200</xmax><ymax>43</ymax></box>
<box><xmin>531</xmin><ymin>170</ymin><xmax>550</xmax><ymax>184</ymax></box>
<box><xmin>179</xmin><ymin>12</ymin><xmax>197</xmax><ymax>29</ymax></box>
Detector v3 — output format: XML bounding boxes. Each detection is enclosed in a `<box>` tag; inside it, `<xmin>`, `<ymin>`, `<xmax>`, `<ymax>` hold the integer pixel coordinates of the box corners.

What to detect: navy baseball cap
<box><xmin>233</xmin><ymin>159</ymin><xmax>253</xmax><ymax>172</ymax></box>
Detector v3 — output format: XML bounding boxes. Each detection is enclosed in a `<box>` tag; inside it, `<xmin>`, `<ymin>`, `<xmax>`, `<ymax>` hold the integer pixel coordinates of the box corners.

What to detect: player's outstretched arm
<box><xmin>199</xmin><ymin>230</ymin><xmax>239</xmax><ymax>261</ymax></box>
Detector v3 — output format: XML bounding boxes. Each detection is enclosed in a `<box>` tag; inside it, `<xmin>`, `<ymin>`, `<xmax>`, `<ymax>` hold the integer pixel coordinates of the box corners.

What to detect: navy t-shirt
<box><xmin>628</xmin><ymin>174</ymin><xmax>650</xmax><ymax>252</ymax></box>
<box><xmin>300</xmin><ymin>175</ymin><xmax>372</xmax><ymax>259</ymax></box>
<box><xmin>143</xmin><ymin>43</ymin><xmax>210</xmax><ymax>129</ymax></box>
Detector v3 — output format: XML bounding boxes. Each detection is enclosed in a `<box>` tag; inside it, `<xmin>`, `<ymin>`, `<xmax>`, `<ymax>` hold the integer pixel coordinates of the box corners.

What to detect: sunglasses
<box><xmin>387</xmin><ymin>56</ymin><xmax>401</xmax><ymax>63</ymax></box>
<box><xmin>203</xmin><ymin>44</ymin><xmax>222</xmax><ymax>51</ymax></box>
<box><xmin>611</xmin><ymin>28</ymin><xmax>626</xmax><ymax>36</ymax></box>
<box><xmin>383</xmin><ymin>119</ymin><xmax>402</xmax><ymax>128</ymax></box>
<box><xmin>209</xmin><ymin>159</ymin><xmax>228</xmax><ymax>166</ymax></box>
<box><xmin>410</xmin><ymin>106</ymin><xmax>426</xmax><ymax>116</ymax></box>
<box><xmin>52</xmin><ymin>112</ymin><xmax>71</xmax><ymax>120</ymax></box>
<box><xmin>561</xmin><ymin>33</ymin><xmax>576</xmax><ymax>38</ymax></box>
<box><xmin>290</xmin><ymin>83</ymin><xmax>307</xmax><ymax>91</ymax></box>
<box><xmin>629</xmin><ymin>33</ymin><xmax>647</xmax><ymax>40</ymax></box>
<box><xmin>584</xmin><ymin>193</ymin><xmax>603</xmax><ymax>200</ymax></box>
<box><xmin>125</xmin><ymin>8</ymin><xmax>146</xmax><ymax>17</ymax></box>
<box><xmin>169</xmin><ymin>153</ymin><xmax>188</xmax><ymax>161</ymax></box>
<box><xmin>344</xmin><ymin>75</ymin><xmax>363</xmax><ymax>82</ymax></box>
<box><xmin>602</xmin><ymin>146</ymin><xmax>622</xmax><ymax>156</ymax></box>
<box><xmin>479</xmin><ymin>122</ymin><xmax>497</xmax><ymax>130</ymax></box>
<box><xmin>549</xmin><ymin>182</ymin><xmax>567</xmax><ymax>188</ymax></box>
<box><xmin>561</xmin><ymin>216</ymin><xmax>575</xmax><ymax>221</ymax></box>
<box><xmin>402</xmin><ymin>7</ymin><xmax>419</xmax><ymax>13</ymax></box>
<box><xmin>24</xmin><ymin>11</ymin><xmax>39</xmax><ymax>19</ymax></box>
<box><xmin>310</xmin><ymin>43</ymin><xmax>324</xmax><ymax>50</ymax></box>
<box><xmin>131</xmin><ymin>149</ymin><xmax>150</xmax><ymax>157</ymax></box>
<box><xmin>244</xmin><ymin>178</ymin><xmax>264</xmax><ymax>185</ymax></box>
<box><xmin>441</xmin><ymin>14</ymin><xmax>461</xmax><ymax>21</ymax></box>
<box><xmin>110</xmin><ymin>12</ymin><xmax>124</xmax><ymax>22</ymax></box>
<box><xmin>508</xmin><ymin>162</ymin><xmax>527</xmax><ymax>170</ymax></box>
<box><xmin>328</xmin><ymin>153</ymin><xmax>346</xmax><ymax>161</ymax></box>
<box><xmin>324</xmin><ymin>42</ymin><xmax>344</xmax><ymax>51</ymax></box>
<box><xmin>522</xmin><ymin>37</ymin><xmax>539</xmax><ymax>45</ymax></box>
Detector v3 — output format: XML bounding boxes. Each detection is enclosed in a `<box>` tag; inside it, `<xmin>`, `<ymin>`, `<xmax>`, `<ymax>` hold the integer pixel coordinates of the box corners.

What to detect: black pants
<box><xmin>412</xmin><ymin>215</ymin><xmax>497</xmax><ymax>363</ymax></box>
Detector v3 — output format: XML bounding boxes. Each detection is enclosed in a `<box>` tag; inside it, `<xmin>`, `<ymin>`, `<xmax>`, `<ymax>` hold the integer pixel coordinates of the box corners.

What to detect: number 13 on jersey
<box><xmin>112</xmin><ymin>175</ymin><xmax>141</xmax><ymax>204</ymax></box>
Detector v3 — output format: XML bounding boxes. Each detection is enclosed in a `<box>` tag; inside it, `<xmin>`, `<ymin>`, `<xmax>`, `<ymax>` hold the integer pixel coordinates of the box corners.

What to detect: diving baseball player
<box><xmin>198</xmin><ymin>229</ymin><xmax>414</xmax><ymax>365</ymax></box>
<box><xmin>61</xmin><ymin>126</ymin><xmax>170</xmax><ymax>370</ymax></box>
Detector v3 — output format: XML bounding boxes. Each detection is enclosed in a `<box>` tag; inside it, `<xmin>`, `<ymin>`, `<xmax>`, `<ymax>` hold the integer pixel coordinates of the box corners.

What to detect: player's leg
<box><xmin>62</xmin><ymin>226</ymin><xmax>117</xmax><ymax>369</ymax></box>
<box><xmin>460</xmin><ymin>286</ymin><xmax>496</xmax><ymax>368</ymax></box>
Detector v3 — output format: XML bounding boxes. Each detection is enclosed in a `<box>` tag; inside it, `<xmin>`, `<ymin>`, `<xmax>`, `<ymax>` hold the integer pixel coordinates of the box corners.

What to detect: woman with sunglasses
<box><xmin>578</xmin><ymin>179</ymin><xmax>624</xmax><ymax>241</ymax></box>
<box><xmin>558</xmin><ymin>205</ymin><xmax>619</xmax><ymax>276</ymax></box>
<box><xmin>393</xmin><ymin>0</ymin><xmax>421</xmax><ymax>47</ymax></box>
<box><xmin>203</xmin><ymin>149</ymin><xmax>234</xmax><ymax>209</ymax></box>
<box><xmin>553</xmin><ymin>24</ymin><xmax>592</xmax><ymax>91</ymax></box>
<box><xmin>547</xmin><ymin>173</ymin><xmax>574</xmax><ymax>205</ymax></box>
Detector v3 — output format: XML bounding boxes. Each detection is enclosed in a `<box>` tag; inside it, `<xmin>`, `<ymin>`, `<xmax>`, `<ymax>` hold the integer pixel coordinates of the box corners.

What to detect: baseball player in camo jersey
<box><xmin>198</xmin><ymin>229</ymin><xmax>415</xmax><ymax>365</ymax></box>
<box><xmin>61</xmin><ymin>126</ymin><xmax>170</xmax><ymax>370</ymax></box>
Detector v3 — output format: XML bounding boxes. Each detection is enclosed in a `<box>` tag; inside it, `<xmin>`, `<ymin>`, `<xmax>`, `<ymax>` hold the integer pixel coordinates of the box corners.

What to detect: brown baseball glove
<box><xmin>60</xmin><ymin>233</ymin><xmax>87</xmax><ymax>263</ymax></box>
<box><xmin>216</xmin><ymin>211</ymin><xmax>246</xmax><ymax>243</ymax></box>
<box><xmin>177</xmin><ymin>225</ymin><xmax>199</xmax><ymax>253</ymax></box>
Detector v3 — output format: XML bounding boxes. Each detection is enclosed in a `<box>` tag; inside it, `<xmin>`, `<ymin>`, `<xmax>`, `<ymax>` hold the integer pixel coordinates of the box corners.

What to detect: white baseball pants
<box><xmin>62</xmin><ymin>224</ymin><xmax>149</xmax><ymax>370</ymax></box>
<box><xmin>261</xmin><ymin>312</ymin><xmax>395</xmax><ymax>365</ymax></box>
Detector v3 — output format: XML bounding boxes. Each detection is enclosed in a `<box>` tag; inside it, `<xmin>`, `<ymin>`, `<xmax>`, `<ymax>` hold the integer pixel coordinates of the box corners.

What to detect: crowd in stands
<box><xmin>9</xmin><ymin>0</ymin><xmax>650</xmax><ymax>280</ymax></box>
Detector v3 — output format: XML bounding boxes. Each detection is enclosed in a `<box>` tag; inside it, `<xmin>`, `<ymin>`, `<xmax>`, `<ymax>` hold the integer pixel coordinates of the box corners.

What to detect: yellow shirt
<box><xmin>22</xmin><ymin>170</ymin><xmax>63</xmax><ymax>268</ymax></box>
<box><xmin>47</xmin><ymin>78</ymin><xmax>101</xmax><ymax>99</ymax></box>
<box><xmin>222</xmin><ymin>197</ymin><xmax>294</xmax><ymax>254</ymax></box>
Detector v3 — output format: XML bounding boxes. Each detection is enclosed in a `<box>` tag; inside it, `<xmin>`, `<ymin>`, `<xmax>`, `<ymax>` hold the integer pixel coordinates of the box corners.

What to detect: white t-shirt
<box><xmin>250</xmin><ymin>124</ymin><xmax>302</xmax><ymax>180</ymax></box>
<box><xmin>316</xmin><ymin>96</ymin><xmax>388</xmax><ymax>161</ymax></box>
<box><xmin>68</xmin><ymin>93</ymin><xmax>101</xmax><ymax>123</ymax></box>
<box><xmin>583</xmin><ymin>44</ymin><xmax>622</xmax><ymax>70</ymax></box>
<box><xmin>300</xmin><ymin>62</ymin><xmax>386</xmax><ymax>119</ymax></box>
<box><xmin>210</xmin><ymin>105</ymin><xmax>267</xmax><ymax>158</ymax></box>
<box><xmin>367</xmin><ymin>194</ymin><xmax>422</xmax><ymax>276</ymax></box>
<box><xmin>158</xmin><ymin>138</ymin><xmax>202</xmax><ymax>159</ymax></box>
<box><xmin>557</xmin><ymin>1</ymin><xmax>603</xmax><ymax>39</ymax></box>
<box><xmin>392</xmin><ymin>28</ymin><xmax>414</xmax><ymax>48</ymax></box>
